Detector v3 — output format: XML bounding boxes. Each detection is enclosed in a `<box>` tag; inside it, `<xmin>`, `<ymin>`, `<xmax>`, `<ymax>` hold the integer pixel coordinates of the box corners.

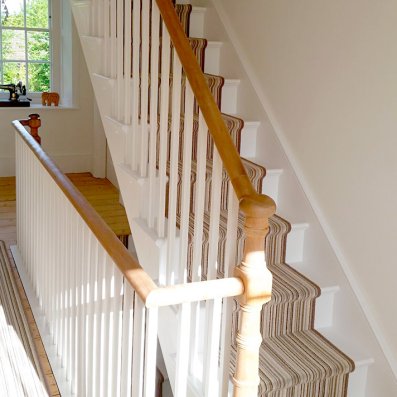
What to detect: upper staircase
<box><xmin>67</xmin><ymin>0</ymin><xmax>358</xmax><ymax>396</ymax></box>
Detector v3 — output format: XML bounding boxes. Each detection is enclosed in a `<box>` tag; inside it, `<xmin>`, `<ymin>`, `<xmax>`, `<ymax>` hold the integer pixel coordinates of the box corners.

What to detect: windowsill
<box><xmin>30</xmin><ymin>104</ymin><xmax>79</xmax><ymax>110</ymax></box>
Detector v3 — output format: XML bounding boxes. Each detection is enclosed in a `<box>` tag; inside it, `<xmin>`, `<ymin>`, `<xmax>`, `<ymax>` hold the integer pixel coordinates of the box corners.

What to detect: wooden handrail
<box><xmin>146</xmin><ymin>277</ymin><xmax>244</xmax><ymax>308</ymax></box>
<box><xmin>14</xmin><ymin>120</ymin><xmax>157</xmax><ymax>303</ymax></box>
<box><xmin>14</xmin><ymin>120</ymin><xmax>245</xmax><ymax>308</ymax></box>
<box><xmin>155</xmin><ymin>2</ymin><xmax>277</xmax><ymax>395</ymax></box>
<box><xmin>156</xmin><ymin>0</ymin><xmax>276</xmax><ymax>219</ymax></box>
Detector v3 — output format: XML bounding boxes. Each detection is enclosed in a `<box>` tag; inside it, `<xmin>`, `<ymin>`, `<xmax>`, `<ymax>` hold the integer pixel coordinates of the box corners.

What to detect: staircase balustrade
<box><xmin>66</xmin><ymin>0</ymin><xmax>276</xmax><ymax>394</ymax></box>
<box><xmin>13</xmin><ymin>120</ymin><xmax>245</xmax><ymax>396</ymax></box>
<box><xmin>86</xmin><ymin>0</ymin><xmax>276</xmax><ymax>394</ymax></box>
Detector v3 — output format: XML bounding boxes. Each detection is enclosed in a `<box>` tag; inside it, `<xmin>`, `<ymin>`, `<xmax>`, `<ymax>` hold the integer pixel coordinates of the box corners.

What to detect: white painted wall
<box><xmin>218</xmin><ymin>0</ymin><xmax>397</xmax><ymax>376</ymax></box>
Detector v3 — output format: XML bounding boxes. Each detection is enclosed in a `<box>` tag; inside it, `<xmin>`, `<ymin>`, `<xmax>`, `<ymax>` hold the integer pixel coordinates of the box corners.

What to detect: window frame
<box><xmin>0</xmin><ymin>0</ymin><xmax>59</xmax><ymax>103</ymax></box>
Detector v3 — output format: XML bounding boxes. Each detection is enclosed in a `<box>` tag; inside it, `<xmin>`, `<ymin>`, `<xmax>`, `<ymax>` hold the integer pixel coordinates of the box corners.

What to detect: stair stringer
<box><xmin>191</xmin><ymin>0</ymin><xmax>397</xmax><ymax>395</ymax></box>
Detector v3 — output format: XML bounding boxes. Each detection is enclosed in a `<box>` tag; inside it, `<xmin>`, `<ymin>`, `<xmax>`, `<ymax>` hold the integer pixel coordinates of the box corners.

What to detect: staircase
<box><xmin>66</xmin><ymin>0</ymin><xmax>396</xmax><ymax>396</ymax></box>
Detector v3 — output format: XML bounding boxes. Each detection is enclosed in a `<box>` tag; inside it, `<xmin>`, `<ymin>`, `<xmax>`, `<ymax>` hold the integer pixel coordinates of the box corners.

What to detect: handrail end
<box><xmin>240</xmin><ymin>192</ymin><xmax>276</xmax><ymax>219</ymax></box>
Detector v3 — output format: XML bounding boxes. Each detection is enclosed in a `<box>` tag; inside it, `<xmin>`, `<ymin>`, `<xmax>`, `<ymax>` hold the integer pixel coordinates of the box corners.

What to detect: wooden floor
<box><xmin>0</xmin><ymin>173</ymin><xmax>131</xmax><ymax>396</ymax></box>
<box><xmin>67</xmin><ymin>172</ymin><xmax>131</xmax><ymax>239</ymax></box>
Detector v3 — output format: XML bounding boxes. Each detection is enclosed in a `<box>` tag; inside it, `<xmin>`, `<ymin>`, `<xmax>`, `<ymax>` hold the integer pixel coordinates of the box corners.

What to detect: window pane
<box><xmin>1</xmin><ymin>0</ymin><xmax>24</xmax><ymax>27</ymax></box>
<box><xmin>26</xmin><ymin>0</ymin><xmax>48</xmax><ymax>29</ymax></box>
<box><xmin>28</xmin><ymin>63</ymin><xmax>50</xmax><ymax>92</ymax></box>
<box><xmin>28</xmin><ymin>31</ymin><xmax>50</xmax><ymax>61</ymax></box>
<box><xmin>3</xmin><ymin>62</ymin><xmax>26</xmax><ymax>85</ymax></box>
<box><xmin>2</xmin><ymin>29</ymin><xmax>25</xmax><ymax>60</ymax></box>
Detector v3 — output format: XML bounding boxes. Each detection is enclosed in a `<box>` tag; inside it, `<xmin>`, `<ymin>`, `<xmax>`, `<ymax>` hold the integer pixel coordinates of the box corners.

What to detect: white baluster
<box><xmin>178</xmin><ymin>82</ymin><xmax>194</xmax><ymax>283</ymax></box>
<box><xmin>90</xmin><ymin>0</ymin><xmax>97</xmax><ymax>36</ymax></box>
<box><xmin>157</xmin><ymin>24</ymin><xmax>171</xmax><ymax>240</ymax></box>
<box><xmin>97</xmin><ymin>0</ymin><xmax>102</xmax><ymax>37</ymax></box>
<box><xmin>174</xmin><ymin>303</ymin><xmax>191</xmax><ymax>396</ymax></box>
<box><xmin>131</xmin><ymin>0</ymin><xmax>141</xmax><ymax>171</ymax></box>
<box><xmin>100</xmin><ymin>253</ymin><xmax>112</xmax><ymax>396</ymax></box>
<box><xmin>190</xmin><ymin>112</ymin><xmax>208</xmax><ymax>381</ymax></box>
<box><xmin>110</xmin><ymin>0</ymin><xmax>117</xmax><ymax>79</ymax></box>
<box><xmin>207</xmin><ymin>147</ymin><xmax>222</xmax><ymax>280</ymax></box>
<box><xmin>66</xmin><ymin>205</ymin><xmax>73</xmax><ymax>383</ymax></box>
<box><xmin>148</xmin><ymin>3</ymin><xmax>160</xmax><ymax>228</ymax></box>
<box><xmin>103</xmin><ymin>0</ymin><xmax>110</xmax><ymax>76</ymax></box>
<box><xmin>86</xmin><ymin>235</ymin><xmax>97</xmax><ymax>395</ymax></box>
<box><xmin>93</xmin><ymin>248</ymin><xmax>105</xmax><ymax>396</ymax></box>
<box><xmin>192</xmin><ymin>112</ymin><xmax>207</xmax><ymax>282</ymax></box>
<box><xmin>132</xmin><ymin>297</ymin><xmax>146</xmax><ymax>396</ymax></box>
<box><xmin>166</xmin><ymin>51</ymin><xmax>183</xmax><ymax>284</ymax></box>
<box><xmin>204</xmin><ymin>298</ymin><xmax>223</xmax><ymax>397</ymax></box>
<box><xmin>143</xmin><ymin>307</ymin><xmax>158</xmax><ymax>397</ymax></box>
<box><xmin>220</xmin><ymin>184</ymin><xmax>239</xmax><ymax>397</ymax></box>
<box><xmin>111</xmin><ymin>268</ymin><xmax>123</xmax><ymax>397</ymax></box>
<box><xmin>77</xmin><ymin>222</ymin><xmax>89</xmax><ymax>396</ymax></box>
<box><xmin>140</xmin><ymin>0</ymin><xmax>150</xmax><ymax>178</ymax></box>
<box><xmin>120</xmin><ymin>282</ymin><xmax>135</xmax><ymax>396</ymax></box>
<box><xmin>116</xmin><ymin>0</ymin><xmax>124</xmax><ymax>121</ymax></box>
<box><xmin>124</xmin><ymin>0</ymin><xmax>132</xmax><ymax>126</ymax></box>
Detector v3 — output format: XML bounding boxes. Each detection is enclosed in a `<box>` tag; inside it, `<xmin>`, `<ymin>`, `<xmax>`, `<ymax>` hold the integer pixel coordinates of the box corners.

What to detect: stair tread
<box><xmin>231</xmin><ymin>329</ymin><xmax>354</xmax><ymax>392</ymax></box>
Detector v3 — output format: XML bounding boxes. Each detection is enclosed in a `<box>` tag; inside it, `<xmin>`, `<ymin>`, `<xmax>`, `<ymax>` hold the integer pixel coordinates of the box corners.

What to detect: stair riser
<box><xmin>204</xmin><ymin>42</ymin><xmax>222</xmax><ymax>75</ymax></box>
<box><xmin>347</xmin><ymin>363</ymin><xmax>370</xmax><ymax>397</ymax></box>
<box><xmin>239</xmin><ymin>121</ymin><xmax>259</xmax><ymax>158</ymax></box>
<box><xmin>220</xmin><ymin>80</ymin><xmax>240</xmax><ymax>115</ymax></box>
<box><xmin>314</xmin><ymin>287</ymin><xmax>339</xmax><ymax>329</ymax></box>
<box><xmin>262</xmin><ymin>169</ymin><xmax>283</xmax><ymax>207</ymax></box>
<box><xmin>286</xmin><ymin>223</ymin><xmax>309</xmax><ymax>264</ymax></box>
<box><xmin>189</xmin><ymin>7</ymin><xmax>206</xmax><ymax>38</ymax></box>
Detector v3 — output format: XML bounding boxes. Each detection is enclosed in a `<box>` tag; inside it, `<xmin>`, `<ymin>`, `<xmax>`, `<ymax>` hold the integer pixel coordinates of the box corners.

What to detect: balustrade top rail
<box><xmin>13</xmin><ymin>120</ymin><xmax>244</xmax><ymax>307</ymax></box>
<box><xmin>156</xmin><ymin>0</ymin><xmax>276</xmax><ymax>219</ymax></box>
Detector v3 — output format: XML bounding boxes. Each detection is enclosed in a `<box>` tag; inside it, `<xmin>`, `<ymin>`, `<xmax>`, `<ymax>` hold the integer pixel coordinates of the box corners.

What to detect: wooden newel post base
<box><xmin>232</xmin><ymin>194</ymin><xmax>275</xmax><ymax>397</ymax></box>
<box><xmin>20</xmin><ymin>114</ymin><xmax>41</xmax><ymax>145</ymax></box>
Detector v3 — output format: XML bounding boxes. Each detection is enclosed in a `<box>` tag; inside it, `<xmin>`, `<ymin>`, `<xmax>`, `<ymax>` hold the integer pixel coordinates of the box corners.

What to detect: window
<box><xmin>0</xmin><ymin>0</ymin><xmax>51</xmax><ymax>93</ymax></box>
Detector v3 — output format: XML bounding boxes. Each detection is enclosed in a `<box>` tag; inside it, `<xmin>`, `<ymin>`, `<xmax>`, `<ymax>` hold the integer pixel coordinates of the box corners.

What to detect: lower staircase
<box><xmin>67</xmin><ymin>172</ymin><xmax>131</xmax><ymax>246</ymax></box>
<box><xmin>68</xmin><ymin>0</ymin><xmax>355</xmax><ymax>395</ymax></box>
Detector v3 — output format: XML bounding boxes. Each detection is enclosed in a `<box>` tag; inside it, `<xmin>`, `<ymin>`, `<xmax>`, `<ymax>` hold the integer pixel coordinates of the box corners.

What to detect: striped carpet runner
<box><xmin>174</xmin><ymin>5</ymin><xmax>355</xmax><ymax>396</ymax></box>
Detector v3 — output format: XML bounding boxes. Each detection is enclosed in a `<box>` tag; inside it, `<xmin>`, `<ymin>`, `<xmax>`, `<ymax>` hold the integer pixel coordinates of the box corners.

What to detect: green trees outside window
<box><xmin>1</xmin><ymin>0</ymin><xmax>50</xmax><ymax>92</ymax></box>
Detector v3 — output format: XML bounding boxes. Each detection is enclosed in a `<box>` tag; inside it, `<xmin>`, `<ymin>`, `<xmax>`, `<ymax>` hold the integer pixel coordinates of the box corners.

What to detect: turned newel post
<box><xmin>20</xmin><ymin>113</ymin><xmax>41</xmax><ymax>144</ymax></box>
<box><xmin>232</xmin><ymin>193</ymin><xmax>276</xmax><ymax>397</ymax></box>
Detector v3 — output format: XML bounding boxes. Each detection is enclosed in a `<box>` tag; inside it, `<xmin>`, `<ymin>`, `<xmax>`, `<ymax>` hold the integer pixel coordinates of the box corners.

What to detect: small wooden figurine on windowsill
<box><xmin>41</xmin><ymin>92</ymin><xmax>60</xmax><ymax>107</ymax></box>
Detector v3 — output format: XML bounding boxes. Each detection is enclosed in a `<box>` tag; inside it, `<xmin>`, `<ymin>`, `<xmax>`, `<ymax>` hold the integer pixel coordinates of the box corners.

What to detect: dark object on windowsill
<box><xmin>0</xmin><ymin>81</ymin><xmax>31</xmax><ymax>107</ymax></box>
<box><xmin>0</xmin><ymin>99</ymin><xmax>30</xmax><ymax>107</ymax></box>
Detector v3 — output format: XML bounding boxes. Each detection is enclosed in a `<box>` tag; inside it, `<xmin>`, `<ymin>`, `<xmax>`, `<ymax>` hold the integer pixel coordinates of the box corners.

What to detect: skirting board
<box><xmin>10</xmin><ymin>245</ymin><xmax>73</xmax><ymax>397</ymax></box>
